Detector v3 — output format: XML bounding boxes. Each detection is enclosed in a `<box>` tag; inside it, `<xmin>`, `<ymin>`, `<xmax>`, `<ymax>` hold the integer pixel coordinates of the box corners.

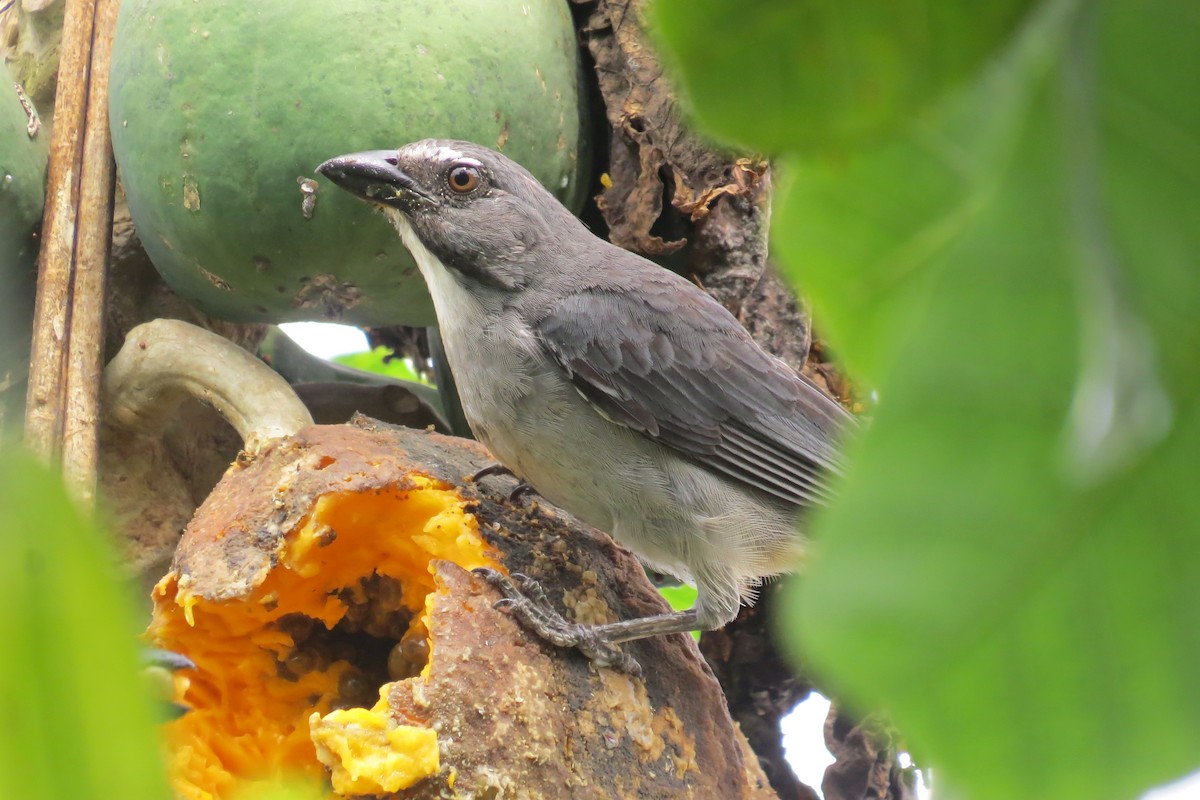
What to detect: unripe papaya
<box><xmin>109</xmin><ymin>0</ymin><xmax>588</xmax><ymax>326</ymax></box>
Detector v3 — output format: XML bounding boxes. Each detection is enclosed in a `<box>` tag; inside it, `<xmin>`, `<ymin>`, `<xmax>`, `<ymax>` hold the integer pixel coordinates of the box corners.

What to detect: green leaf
<box><xmin>658</xmin><ymin>584</ymin><xmax>701</xmax><ymax>640</ymax></box>
<box><xmin>658</xmin><ymin>583</ymin><xmax>698</xmax><ymax>614</ymax></box>
<box><xmin>334</xmin><ymin>347</ymin><xmax>429</xmax><ymax>385</ymax></box>
<box><xmin>655</xmin><ymin>0</ymin><xmax>1200</xmax><ymax>795</ymax></box>
<box><xmin>765</xmin><ymin>0</ymin><xmax>1200</xmax><ymax>797</ymax></box>
<box><xmin>769</xmin><ymin>0</ymin><xmax>1073</xmax><ymax>382</ymax></box>
<box><xmin>649</xmin><ymin>0</ymin><xmax>1036</xmax><ymax>151</ymax></box>
<box><xmin>0</xmin><ymin>449</ymin><xmax>169</xmax><ymax>800</ymax></box>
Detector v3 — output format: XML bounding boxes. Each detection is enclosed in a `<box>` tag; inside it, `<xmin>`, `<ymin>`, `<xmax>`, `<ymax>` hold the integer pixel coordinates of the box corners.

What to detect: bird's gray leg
<box><xmin>474</xmin><ymin>568</ymin><xmax>720</xmax><ymax>675</ymax></box>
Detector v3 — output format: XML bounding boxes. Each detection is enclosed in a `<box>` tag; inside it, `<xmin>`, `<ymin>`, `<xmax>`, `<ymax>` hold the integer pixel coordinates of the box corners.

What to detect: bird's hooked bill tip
<box><xmin>315</xmin><ymin>151</ymin><xmax>398</xmax><ymax>182</ymax></box>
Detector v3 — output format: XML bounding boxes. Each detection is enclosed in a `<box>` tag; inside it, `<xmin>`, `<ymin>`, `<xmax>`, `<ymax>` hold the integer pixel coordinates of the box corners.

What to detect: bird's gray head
<box><xmin>317</xmin><ymin>139</ymin><xmax>581</xmax><ymax>291</ymax></box>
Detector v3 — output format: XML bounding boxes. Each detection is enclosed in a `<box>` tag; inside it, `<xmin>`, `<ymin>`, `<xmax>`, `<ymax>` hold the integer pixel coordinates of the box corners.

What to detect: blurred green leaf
<box><xmin>658</xmin><ymin>583</ymin><xmax>698</xmax><ymax>614</ymax></box>
<box><xmin>778</xmin><ymin>1</ymin><xmax>1200</xmax><ymax>798</ymax></box>
<box><xmin>655</xmin><ymin>0</ymin><xmax>1200</xmax><ymax>797</ymax></box>
<box><xmin>0</xmin><ymin>449</ymin><xmax>169</xmax><ymax>800</ymax></box>
<box><xmin>658</xmin><ymin>584</ymin><xmax>700</xmax><ymax>640</ymax></box>
<box><xmin>770</xmin><ymin>0</ymin><xmax>1072</xmax><ymax>383</ymax></box>
<box><xmin>334</xmin><ymin>347</ymin><xmax>429</xmax><ymax>385</ymax></box>
<box><xmin>649</xmin><ymin>0</ymin><xmax>1035</xmax><ymax>151</ymax></box>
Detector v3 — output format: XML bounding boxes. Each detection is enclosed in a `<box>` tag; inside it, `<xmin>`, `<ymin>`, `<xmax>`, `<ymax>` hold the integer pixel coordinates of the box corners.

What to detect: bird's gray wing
<box><xmin>534</xmin><ymin>274</ymin><xmax>851</xmax><ymax>508</ymax></box>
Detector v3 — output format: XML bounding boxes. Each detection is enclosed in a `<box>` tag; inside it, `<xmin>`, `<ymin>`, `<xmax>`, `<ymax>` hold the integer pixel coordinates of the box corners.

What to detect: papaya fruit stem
<box><xmin>102</xmin><ymin>318</ymin><xmax>312</xmax><ymax>453</ymax></box>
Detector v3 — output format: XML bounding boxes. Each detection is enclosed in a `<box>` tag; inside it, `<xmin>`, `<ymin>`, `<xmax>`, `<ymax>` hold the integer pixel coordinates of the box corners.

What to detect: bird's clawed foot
<box><xmin>142</xmin><ymin>648</ymin><xmax>196</xmax><ymax>673</ymax></box>
<box><xmin>507</xmin><ymin>482</ymin><xmax>538</xmax><ymax>503</ymax></box>
<box><xmin>142</xmin><ymin>648</ymin><xmax>195</xmax><ymax>719</ymax></box>
<box><xmin>472</xmin><ymin>567</ymin><xmax>641</xmax><ymax>676</ymax></box>
<box><xmin>469</xmin><ymin>463</ymin><xmax>515</xmax><ymax>483</ymax></box>
<box><xmin>469</xmin><ymin>463</ymin><xmax>540</xmax><ymax>504</ymax></box>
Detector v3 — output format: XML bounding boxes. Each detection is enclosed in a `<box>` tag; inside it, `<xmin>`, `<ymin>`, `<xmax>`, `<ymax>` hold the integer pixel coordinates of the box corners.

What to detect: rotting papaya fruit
<box><xmin>148</xmin><ymin>419</ymin><xmax>778</xmax><ymax>799</ymax></box>
<box><xmin>102</xmin><ymin>321</ymin><xmax>776</xmax><ymax>798</ymax></box>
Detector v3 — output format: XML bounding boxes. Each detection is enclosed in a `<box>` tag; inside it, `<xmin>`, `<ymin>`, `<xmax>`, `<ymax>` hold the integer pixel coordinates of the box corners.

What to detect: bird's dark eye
<box><xmin>447</xmin><ymin>164</ymin><xmax>481</xmax><ymax>194</ymax></box>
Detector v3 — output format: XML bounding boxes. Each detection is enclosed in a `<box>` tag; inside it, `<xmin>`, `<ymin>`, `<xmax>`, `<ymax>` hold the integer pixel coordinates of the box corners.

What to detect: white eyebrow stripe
<box><xmin>424</xmin><ymin>145</ymin><xmax>478</xmax><ymax>164</ymax></box>
<box><xmin>405</xmin><ymin>141</ymin><xmax>458</xmax><ymax>161</ymax></box>
<box><xmin>430</xmin><ymin>146</ymin><xmax>462</xmax><ymax>161</ymax></box>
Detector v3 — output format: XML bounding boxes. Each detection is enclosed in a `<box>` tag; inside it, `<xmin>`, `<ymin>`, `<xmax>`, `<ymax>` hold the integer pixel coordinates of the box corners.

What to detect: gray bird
<box><xmin>317</xmin><ymin>140</ymin><xmax>852</xmax><ymax>673</ymax></box>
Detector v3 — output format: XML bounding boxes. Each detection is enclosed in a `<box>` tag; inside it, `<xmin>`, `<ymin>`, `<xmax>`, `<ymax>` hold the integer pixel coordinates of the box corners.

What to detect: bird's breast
<box><xmin>436</xmin><ymin>315</ymin><xmax>630</xmax><ymax>527</ymax></box>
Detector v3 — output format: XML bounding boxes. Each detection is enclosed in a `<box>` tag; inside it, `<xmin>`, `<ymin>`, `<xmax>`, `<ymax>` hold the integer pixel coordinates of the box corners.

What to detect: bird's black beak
<box><xmin>316</xmin><ymin>150</ymin><xmax>435</xmax><ymax>208</ymax></box>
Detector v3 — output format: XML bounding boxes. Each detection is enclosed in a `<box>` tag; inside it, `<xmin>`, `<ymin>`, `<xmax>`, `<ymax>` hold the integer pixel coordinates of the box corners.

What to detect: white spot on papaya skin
<box><xmin>196</xmin><ymin>265</ymin><xmax>230</xmax><ymax>291</ymax></box>
<box><xmin>297</xmin><ymin>177</ymin><xmax>319</xmax><ymax>219</ymax></box>
<box><xmin>183</xmin><ymin>175</ymin><xmax>200</xmax><ymax>210</ymax></box>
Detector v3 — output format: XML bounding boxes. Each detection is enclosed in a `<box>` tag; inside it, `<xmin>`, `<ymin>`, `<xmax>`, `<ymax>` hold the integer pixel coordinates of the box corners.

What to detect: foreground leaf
<box><xmin>655</xmin><ymin>0</ymin><xmax>1200</xmax><ymax>797</ymax></box>
<box><xmin>774</xmin><ymin>1</ymin><xmax>1200</xmax><ymax>797</ymax></box>
<box><xmin>0</xmin><ymin>450</ymin><xmax>169</xmax><ymax>800</ymax></box>
<box><xmin>649</xmin><ymin>0</ymin><xmax>1035</xmax><ymax>151</ymax></box>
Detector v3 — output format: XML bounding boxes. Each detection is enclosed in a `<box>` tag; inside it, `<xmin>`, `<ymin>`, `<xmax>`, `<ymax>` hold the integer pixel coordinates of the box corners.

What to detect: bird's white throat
<box><xmin>385</xmin><ymin>210</ymin><xmax>432</xmax><ymax>273</ymax></box>
<box><xmin>384</xmin><ymin>209</ymin><xmax>481</xmax><ymax>333</ymax></box>
<box><xmin>385</xmin><ymin>210</ymin><xmax>452</xmax><ymax>286</ymax></box>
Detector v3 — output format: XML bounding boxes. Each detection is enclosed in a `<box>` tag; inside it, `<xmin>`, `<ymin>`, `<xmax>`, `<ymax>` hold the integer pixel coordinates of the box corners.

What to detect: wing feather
<box><xmin>534</xmin><ymin>270</ymin><xmax>851</xmax><ymax>509</ymax></box>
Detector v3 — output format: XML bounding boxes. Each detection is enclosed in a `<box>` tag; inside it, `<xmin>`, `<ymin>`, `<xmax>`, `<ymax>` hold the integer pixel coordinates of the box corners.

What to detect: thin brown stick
<box><xmin>23</xmin><ymin>0</ymin><xmax>99</xmax><ymax>459</ymax></box>
<box><xmin>61</xmin><ymin>0</ymin><xmax>121</xmax><ymax>504</ymax></box>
